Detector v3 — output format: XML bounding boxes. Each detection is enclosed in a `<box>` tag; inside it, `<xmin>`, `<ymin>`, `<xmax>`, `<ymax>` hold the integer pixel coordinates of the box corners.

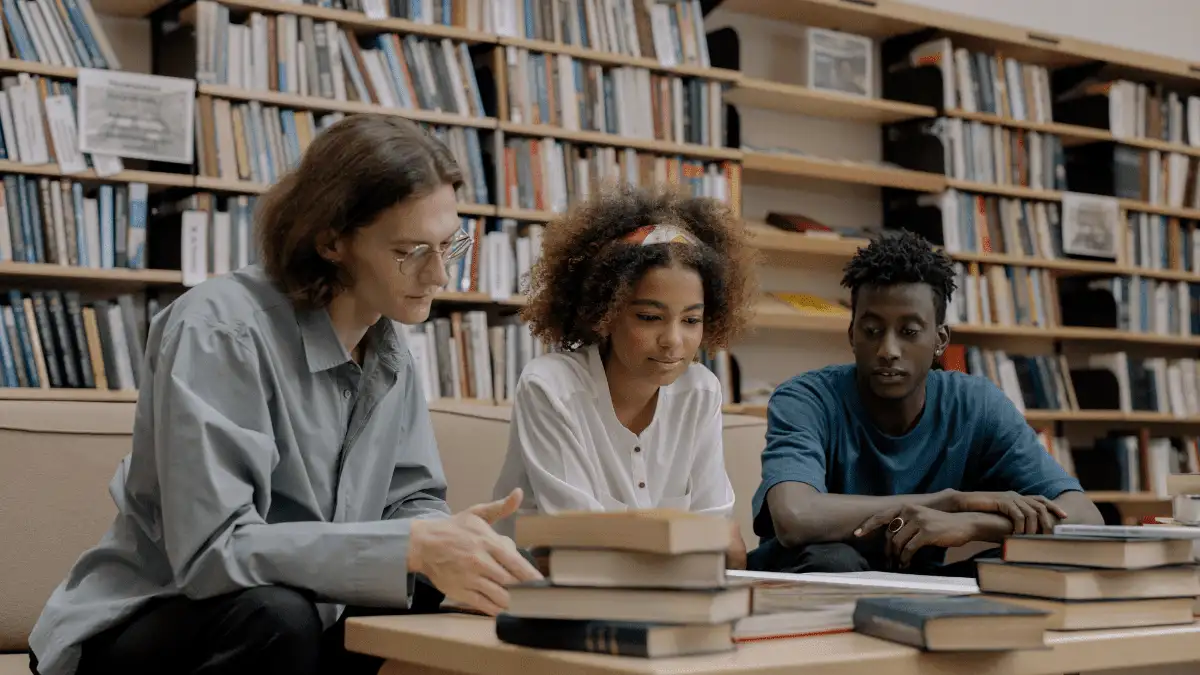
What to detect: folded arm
<box><xmin>153</xmin><ymin>321</ymin><xmax>419</xmax><ymax>607</ymax></box>
<box><xmin>767</xmin><ymin>482</ymin><xmax>955</xmax><ymax>548</ymax></box>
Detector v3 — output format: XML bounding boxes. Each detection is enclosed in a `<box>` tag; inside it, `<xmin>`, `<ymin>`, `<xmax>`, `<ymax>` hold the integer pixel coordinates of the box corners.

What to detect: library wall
<box><xmin>906</xmin><ymin>0</ymin><xmax>1200</xmax><ymax>63</ymax></box>
<box><xmin>707</xmin><ymin>2</ymin><xmax>1200</xmax><ymax>404</ymax></box>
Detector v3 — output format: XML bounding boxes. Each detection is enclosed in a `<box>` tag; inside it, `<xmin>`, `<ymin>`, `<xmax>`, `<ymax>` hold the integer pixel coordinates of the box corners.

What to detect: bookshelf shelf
<box><xmin>197</xmin><ymin>85</ymin><xmax>500</xmax><ymax>129</ymax></box>
<box><xmin>0</xmin><ymin>262</ymin><xmax>183</xmax><ymax>288</ymax></box>
<box><xmin>0</xmin><ymin>160</ymin><xmax>193</xmax><ymax>188</ymax></box>
<box><xmin>499</xmin><ymin>122</ymin><xmax>742</xmax><ymax>161</ymax></box>
<box><xmin>499</xmin><ymin>36</ymin><xmax>740</xmax><ymax>81</ymax></box>
<box><xmin>718</xmin><ymin>0</ymin><xmax>1196</xmax><ymax>81</ymax></box>
<box><xmin>0</xmin><ymin>388</ymin><xmax>137</xmax><ymax>402</ymax></box>
<box><xmin>742</xmin><ymin>152</ymin><xmax>944</xmax><ymax>193</ymax></box>
<box><xmin>457</xmin><ymin>203</ymin><xmax>499</xmax><ymax>217</ymax></box>
<box><xmin>726</xmin><ymin>78</ymin><xmax>935</xmax><ymax>124</ymax></box>
<box><xmin>194</xmin><ymin>176</ymin><xmax>268</xmax><ymax>194</ymax></box>
<box><xmin>0</xmin><ymin>58</ymin><xmax>76</xmax><ymax>79</ymax></box>
<box><xmin>435</xmin><ymin>291</ymin><xmax>525</xmax><ymax>307</ymax></box>
<box><xmin>208</xmin><ymin>0</ymin><xmax>497</xmax><ymax>43</ymax></box>
<box><xmin>944</xmin><ymin>179</ymin><xmax>1062</xmax><ymax>202</ymax></box>
<box><xmin>496</xmin><ymin>207</ymin><xmax>560</xmax><ymax>222</ymax></box>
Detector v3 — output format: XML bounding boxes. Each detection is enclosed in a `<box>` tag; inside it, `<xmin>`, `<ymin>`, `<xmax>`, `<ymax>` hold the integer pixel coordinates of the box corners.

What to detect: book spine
<box><xmin>495</xmin><ymin>615</ymin><xmax>655</xmax><ymax>657</ymax></box>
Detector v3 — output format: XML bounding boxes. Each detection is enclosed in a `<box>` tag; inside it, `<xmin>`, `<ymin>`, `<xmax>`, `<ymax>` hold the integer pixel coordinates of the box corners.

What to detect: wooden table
<box><xmin>345</xmin><ymin>614</ymin><xmax>1200</xmax><ymax>675</ymax></box>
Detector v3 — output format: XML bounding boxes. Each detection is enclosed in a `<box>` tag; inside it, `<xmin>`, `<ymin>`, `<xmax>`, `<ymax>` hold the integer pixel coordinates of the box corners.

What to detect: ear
<box><xmin>846</xmin><ymin>320</ymin><xmax>854</xmax><ymax>348</ymax></box>
<box><xmin>934</xmin><ymin>323</ymin><xmax>951</xmax><ymax>358</ymax></box>
<box><xmin>316</xmin><ymin>231</ymin><xmax>345</xmax><ymax>264</ymax></box>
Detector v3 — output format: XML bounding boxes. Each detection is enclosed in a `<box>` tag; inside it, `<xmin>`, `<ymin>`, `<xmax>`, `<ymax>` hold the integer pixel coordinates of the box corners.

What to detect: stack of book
<box><xmin>495</xmin><ymin>510</ymin><xmax>751</xmax><ymax>658</ymax></box>
<box><xmin>977</xmin><ymin>532</ymin><xmax>1200</xmax><ymax>631</ymax></box>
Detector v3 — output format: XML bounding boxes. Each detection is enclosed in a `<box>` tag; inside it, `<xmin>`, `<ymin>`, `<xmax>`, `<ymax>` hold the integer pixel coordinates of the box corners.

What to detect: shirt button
<box><xmin>342</xmin><ymin>389</ymin><xmax>351</xmax><ymax>399</ymax></box>
<box><xmin>634</xmin><ymin>446</ymin><xmax>641</xmax><ymax>453</ymax></box>
<box><xmin>638</xmin><ymin>481</ymin><xmax>646</xmax><ymax>489</ymax></box>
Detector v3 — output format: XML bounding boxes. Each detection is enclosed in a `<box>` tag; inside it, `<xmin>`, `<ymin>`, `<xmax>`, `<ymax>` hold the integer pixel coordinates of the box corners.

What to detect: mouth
<box><xmin>871</xmin><ymin>368</ymin><xmax>908</xmax><ymax>382</ymax></box>
<box><xmin>650</xmin><ymin>358</ymin><xmax>684</xmax><ymax>366</ymax></box>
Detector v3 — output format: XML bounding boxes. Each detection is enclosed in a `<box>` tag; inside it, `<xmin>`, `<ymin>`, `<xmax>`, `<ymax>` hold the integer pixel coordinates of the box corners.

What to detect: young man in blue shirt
<box><xmin>748</xmin><ymin>230</ymin><xmax>1103</xmax><ymax>576</ymax></box>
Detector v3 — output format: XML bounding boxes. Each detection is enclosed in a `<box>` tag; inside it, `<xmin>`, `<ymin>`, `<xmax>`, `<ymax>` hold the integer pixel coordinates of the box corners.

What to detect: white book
<box><xmin>1054</xmin><ymin>523</ymin><xmax>1200</xmax><ymax>539</ymax></box>
<box><xmin>10</xmin><ymin>78</ymin><xmax>47</xmax><ymax>165</ymax></box>
<box><xmin>180</xmin><ymin>210</ymin><xmax>209</xmax><ymax>286</ymax></box>
<box><xmin>43</xmin><ymin>94</ymin><xmax>87</xmax><ymax>174</ymax></box>
<box><xmin>727</xmin><ymin>570</ymin><xmax>978</xmax><ymax>596</ymax></box>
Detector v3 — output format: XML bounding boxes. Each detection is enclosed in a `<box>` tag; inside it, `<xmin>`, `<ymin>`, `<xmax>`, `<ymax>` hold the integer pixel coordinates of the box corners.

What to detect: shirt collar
<box><xmin>298</xmin><ymin>308</ymin><xmax>407</xmax><ymax>373</ymax></box>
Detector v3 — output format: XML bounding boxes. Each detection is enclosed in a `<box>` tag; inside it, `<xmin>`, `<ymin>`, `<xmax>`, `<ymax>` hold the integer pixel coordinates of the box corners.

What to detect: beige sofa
<box><xmin>0</xmin><ymin>398</ymin><xmax>768</xmax><ymax>674</ymax></box>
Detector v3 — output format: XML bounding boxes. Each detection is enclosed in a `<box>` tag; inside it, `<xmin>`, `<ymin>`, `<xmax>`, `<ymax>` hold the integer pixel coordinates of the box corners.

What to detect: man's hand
<box><xmin>726</xmin><ymin>520</ymin><xmax>747</xmax><ymax>570</ymax></box>
<box><xmin>408</xmin><ymin>488</ymin><xmax>543</xmax><ymax>616</ymax></box>
<box><xmin>939</xmin><ymin>490</ymin><xmax>1067</xmax><ymax>534</ymax></box>
<box><xmin>855</xmin><ymin>504</ymin><xmax>990</xmax><ymax>569</ymax></box>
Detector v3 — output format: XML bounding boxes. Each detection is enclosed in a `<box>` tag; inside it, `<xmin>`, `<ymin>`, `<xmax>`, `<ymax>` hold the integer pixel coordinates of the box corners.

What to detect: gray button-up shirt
<box><xmin>29</xmin><ymin>264</ymin><xmax>451</xmax><ymax>675</ymax></box>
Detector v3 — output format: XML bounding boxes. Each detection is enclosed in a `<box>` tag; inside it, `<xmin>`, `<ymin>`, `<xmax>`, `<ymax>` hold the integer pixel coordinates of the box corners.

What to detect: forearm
<box><xmin>173</xmin><ymin>519</ymin><xmax>416</xmax><ymax>606</ymax></box>
<box><xmin>960</xmin><ymin>512</ymin><xmax>1020</xmax><ymax>543</ymax></box>
<box><xmin>1054</xmin><ymin>490</ymin><xmax>1105</xmax><ymax>525</ymax></box>
<box><xmin>770</xmin><ymin>485</ymin><xmax>954</xmax><ymax>547</ymax></box>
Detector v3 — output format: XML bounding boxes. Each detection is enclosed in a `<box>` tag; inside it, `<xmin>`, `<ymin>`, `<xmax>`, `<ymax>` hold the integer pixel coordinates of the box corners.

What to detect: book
<box><xmin>985</xmin><ymin>594</ymin><xmax>1196</xmax><ymax>631</ymax></box>
<box><xmin>494</xmin><ymin>614</ymin><xmax>734</xmax><ymax>657</ymax></box>
<box><xmin>977</xmin><ymin>559</ymin><xmax>1200</xmax><ymax>601</ymax></box>
<box><xmin>542</xmin><ymin>548</ymin><xmax>727</xmax><ymax>589</ymax></box>
<box><xmin>505</xmin><ymin>581</ymin><xmax>752</xmax><ymax>625</ymax></box>
<box><xmin>513</xmin><ymin>509</ymin><xmax>731</xmax><ymax>555</ymax></box>
<box><xmin>1003</xmin><ymin>535</ymin><xmax>1195</xmax><ymax>569</ymax></box>
<box><xmin>853</xmin><ymin>596</ymin><xmax>1049</xmax><ymax>651</ymax></box>
<box><xmin>1053</xmin><ymin>523</ymin><xmax>1200</xmax><ymax>540</ymax></box>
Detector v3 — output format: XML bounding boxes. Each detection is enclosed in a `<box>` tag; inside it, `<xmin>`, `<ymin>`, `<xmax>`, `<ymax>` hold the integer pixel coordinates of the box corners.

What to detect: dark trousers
<box><xmin>747</xmin><ymin>539</ymin><xmax>1001</xmax><ymax>578</ymax></box>
<box><xmin>29</xmin><ymin>580</ymin><xmax>445</xmax><ymax>675</ymax></box>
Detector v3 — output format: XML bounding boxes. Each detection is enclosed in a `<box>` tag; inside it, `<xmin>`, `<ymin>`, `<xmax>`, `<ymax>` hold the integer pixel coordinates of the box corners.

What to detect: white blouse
<box><xmin>492</xmin><ymin>345</ymin><xmax>735</xmax><ymax>533</ymax></box>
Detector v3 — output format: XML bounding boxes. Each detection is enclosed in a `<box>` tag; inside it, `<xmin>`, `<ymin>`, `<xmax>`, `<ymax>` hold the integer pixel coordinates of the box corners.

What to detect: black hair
<box><xmin>841</xmin><ymin>229</ymin><xmax>958</xmax><ymax>324</ymax></box>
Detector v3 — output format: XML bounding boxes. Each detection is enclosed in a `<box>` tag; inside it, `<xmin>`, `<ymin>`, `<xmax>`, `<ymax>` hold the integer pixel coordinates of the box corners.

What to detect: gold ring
<box><xmin>888</xmin><ymin>516</ymin><xmax>905</xmax><ymax>534</ymax></box>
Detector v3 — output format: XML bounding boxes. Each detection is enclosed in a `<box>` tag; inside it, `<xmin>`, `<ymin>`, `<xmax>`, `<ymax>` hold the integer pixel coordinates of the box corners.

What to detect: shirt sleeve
<box><xmin>750</xmin><ymin>376</ymin><xmax>830</xmax><ymax>536</ymax></box>
<box><xmin>382</xmin><ymin>356</ymin><xmax>452</xmax><ymax>523</ymax></box>
<box><xmin>151</xmin><ymin>320</ymin><xmax>416</xmax><ymax>607</ymax></box>
<box><xmin>505</xmin><ymin>374</ymin><xmax>610</xmax><ymax>513</ymax></box>
<box><xmin>685</xmin><ymin>392</ymin><xmax>735</xmax><ymax>517</ymax></box>
<box><xmin>972</xmin><ymin>378</ymin><xmax>1083</xmax><ymax>499</ymax></box>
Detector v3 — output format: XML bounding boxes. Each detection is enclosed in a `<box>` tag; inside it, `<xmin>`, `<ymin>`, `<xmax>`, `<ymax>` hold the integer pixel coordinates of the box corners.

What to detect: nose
<box><xmin>421</xmin><ymin>255</ymin><xmax>450</xmax><ymax>288</ymax></box>
<box><xmin>876</xmin><ymin>330</ymin><xmax>900</xmax><ymax>363</ymax></box>
<box><xmin>659</xmin><ymin>321</ymin><xmax>683</xmax><ymax>352</ymax></box>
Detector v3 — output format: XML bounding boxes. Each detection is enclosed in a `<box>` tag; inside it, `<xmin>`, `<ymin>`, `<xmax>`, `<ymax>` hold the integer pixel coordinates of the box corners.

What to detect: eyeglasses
<box><xmin>394</xmin><ymin>228</ymin><xmax>472</xmax><ymax>276</ymax></box>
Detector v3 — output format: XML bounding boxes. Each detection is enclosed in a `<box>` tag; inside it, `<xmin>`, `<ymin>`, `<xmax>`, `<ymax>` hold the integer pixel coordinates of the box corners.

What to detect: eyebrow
<box><xmin>631</xmin><ymin>300</ymin><xmax>705</xmax><ymax>311</ymax></box>
<box><xmin>389</xmin><ymin>233</ymin><xmax>458</xmax><ymax>247</ymax></box>
<box><xmin>860</xmin><ymin>310</ymin><xmax>928</xmax><ymax>324</ymax></box>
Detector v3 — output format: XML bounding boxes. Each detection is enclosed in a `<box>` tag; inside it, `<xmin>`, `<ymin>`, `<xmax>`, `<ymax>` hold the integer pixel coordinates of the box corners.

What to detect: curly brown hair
<box><xmin>521</xmin><ymin>184</ymin><xmax>758</xmax><ymax>352</ymax></box>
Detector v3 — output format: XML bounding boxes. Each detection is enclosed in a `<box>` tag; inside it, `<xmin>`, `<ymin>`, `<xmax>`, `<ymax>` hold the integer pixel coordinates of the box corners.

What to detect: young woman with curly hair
<box><xmin>492</xmin><ymin>184</ymin><xmax>758</xmax><ymax>568</ymax></box>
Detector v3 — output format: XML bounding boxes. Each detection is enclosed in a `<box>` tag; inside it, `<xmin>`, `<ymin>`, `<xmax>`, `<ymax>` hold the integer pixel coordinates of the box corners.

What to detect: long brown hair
<box><xmin>256</xmin><ymin>114</ymin><xmax>463</xmax><ymax>309</ymax></box>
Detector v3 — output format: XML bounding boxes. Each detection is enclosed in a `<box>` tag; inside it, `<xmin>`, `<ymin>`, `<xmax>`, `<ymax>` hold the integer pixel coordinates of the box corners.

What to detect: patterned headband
<box><xmin>620</xmin><ymin>224</ymin><xmax>700</xmax><ymax>247</ymax></box>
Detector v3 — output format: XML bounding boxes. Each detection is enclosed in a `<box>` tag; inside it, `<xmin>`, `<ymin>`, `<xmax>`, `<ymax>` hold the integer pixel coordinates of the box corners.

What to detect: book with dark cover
<box><xmin>495</xmin><ymin>614</ymin><xmax>734</xmax><ymax>658</ymax></box>
<box><xmin>853</xmin><ymin>596</ymin><xmax>1048</xmax><ymax>651</ymax></box>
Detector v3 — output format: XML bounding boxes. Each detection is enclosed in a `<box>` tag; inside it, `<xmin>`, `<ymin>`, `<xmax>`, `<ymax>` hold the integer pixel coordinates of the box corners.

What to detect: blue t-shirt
<box><xmin>751</xmin><ymin>364</ymin><xmax>1083</xmax><ymax>540</ymax></box>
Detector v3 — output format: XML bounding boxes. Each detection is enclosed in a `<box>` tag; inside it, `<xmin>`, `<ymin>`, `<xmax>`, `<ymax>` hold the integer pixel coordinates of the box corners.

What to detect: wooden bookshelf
<box><xmin>742</xmin><ymin>152</ymin><xmax>944</xmax><ymax>192</ymax></box>
<box><xmin>727</xmin><ymin>77</ymin><xmax>936</xmax><ymax>123</ymax></box>
<box><xmin>0</xmin><ymin>58</ymin><xmax>76</xmax><ymax>79</ymax></box>
<box><xmin>198</xmin><ymin>84</ymin><xmax>500</xmax><ymax>129</ymax></box>
<box><xmin>0</xmin><ymin>387</ymin><xmax>137</xmax><ymax>402</ymax></box>
<box><xmin>499</xmin><ymin>36</ymin><xmax>741</xmax><ymax>81</ymax></box>
<box><xmin>0</xmin><ymin>160</ymin><xmax>194</xmax><ymax>188</ymax></box>
<box><xmin>0</xmin><ymin>262</ymin><xmax>183</xmax><ymax>288</ymax></box>
<box><xmin>718</xmin><ymin>0</ymin><xmax>1200</xmax><ymax>82</ymax></box>
<box><xmin>200</xmin><ymin>0</ymin><xmax>497</xmax><ymax>43</ymax></box>
<box><xmin>500</xmin><ymin>122</ymin><xmax>742</xmax><ymax>161</ymax></box>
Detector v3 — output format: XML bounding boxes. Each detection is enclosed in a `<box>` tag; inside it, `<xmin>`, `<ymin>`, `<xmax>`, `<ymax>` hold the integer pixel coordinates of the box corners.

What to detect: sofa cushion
<box><xmin>0</xmin><ymin>400</ymin><xmax>136</xmax><ymax>652</ymax></box>
<box><xmin>0</xmin><ymin>398</ymin><xmax>766</xmax><ymax>652</ymax></box>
